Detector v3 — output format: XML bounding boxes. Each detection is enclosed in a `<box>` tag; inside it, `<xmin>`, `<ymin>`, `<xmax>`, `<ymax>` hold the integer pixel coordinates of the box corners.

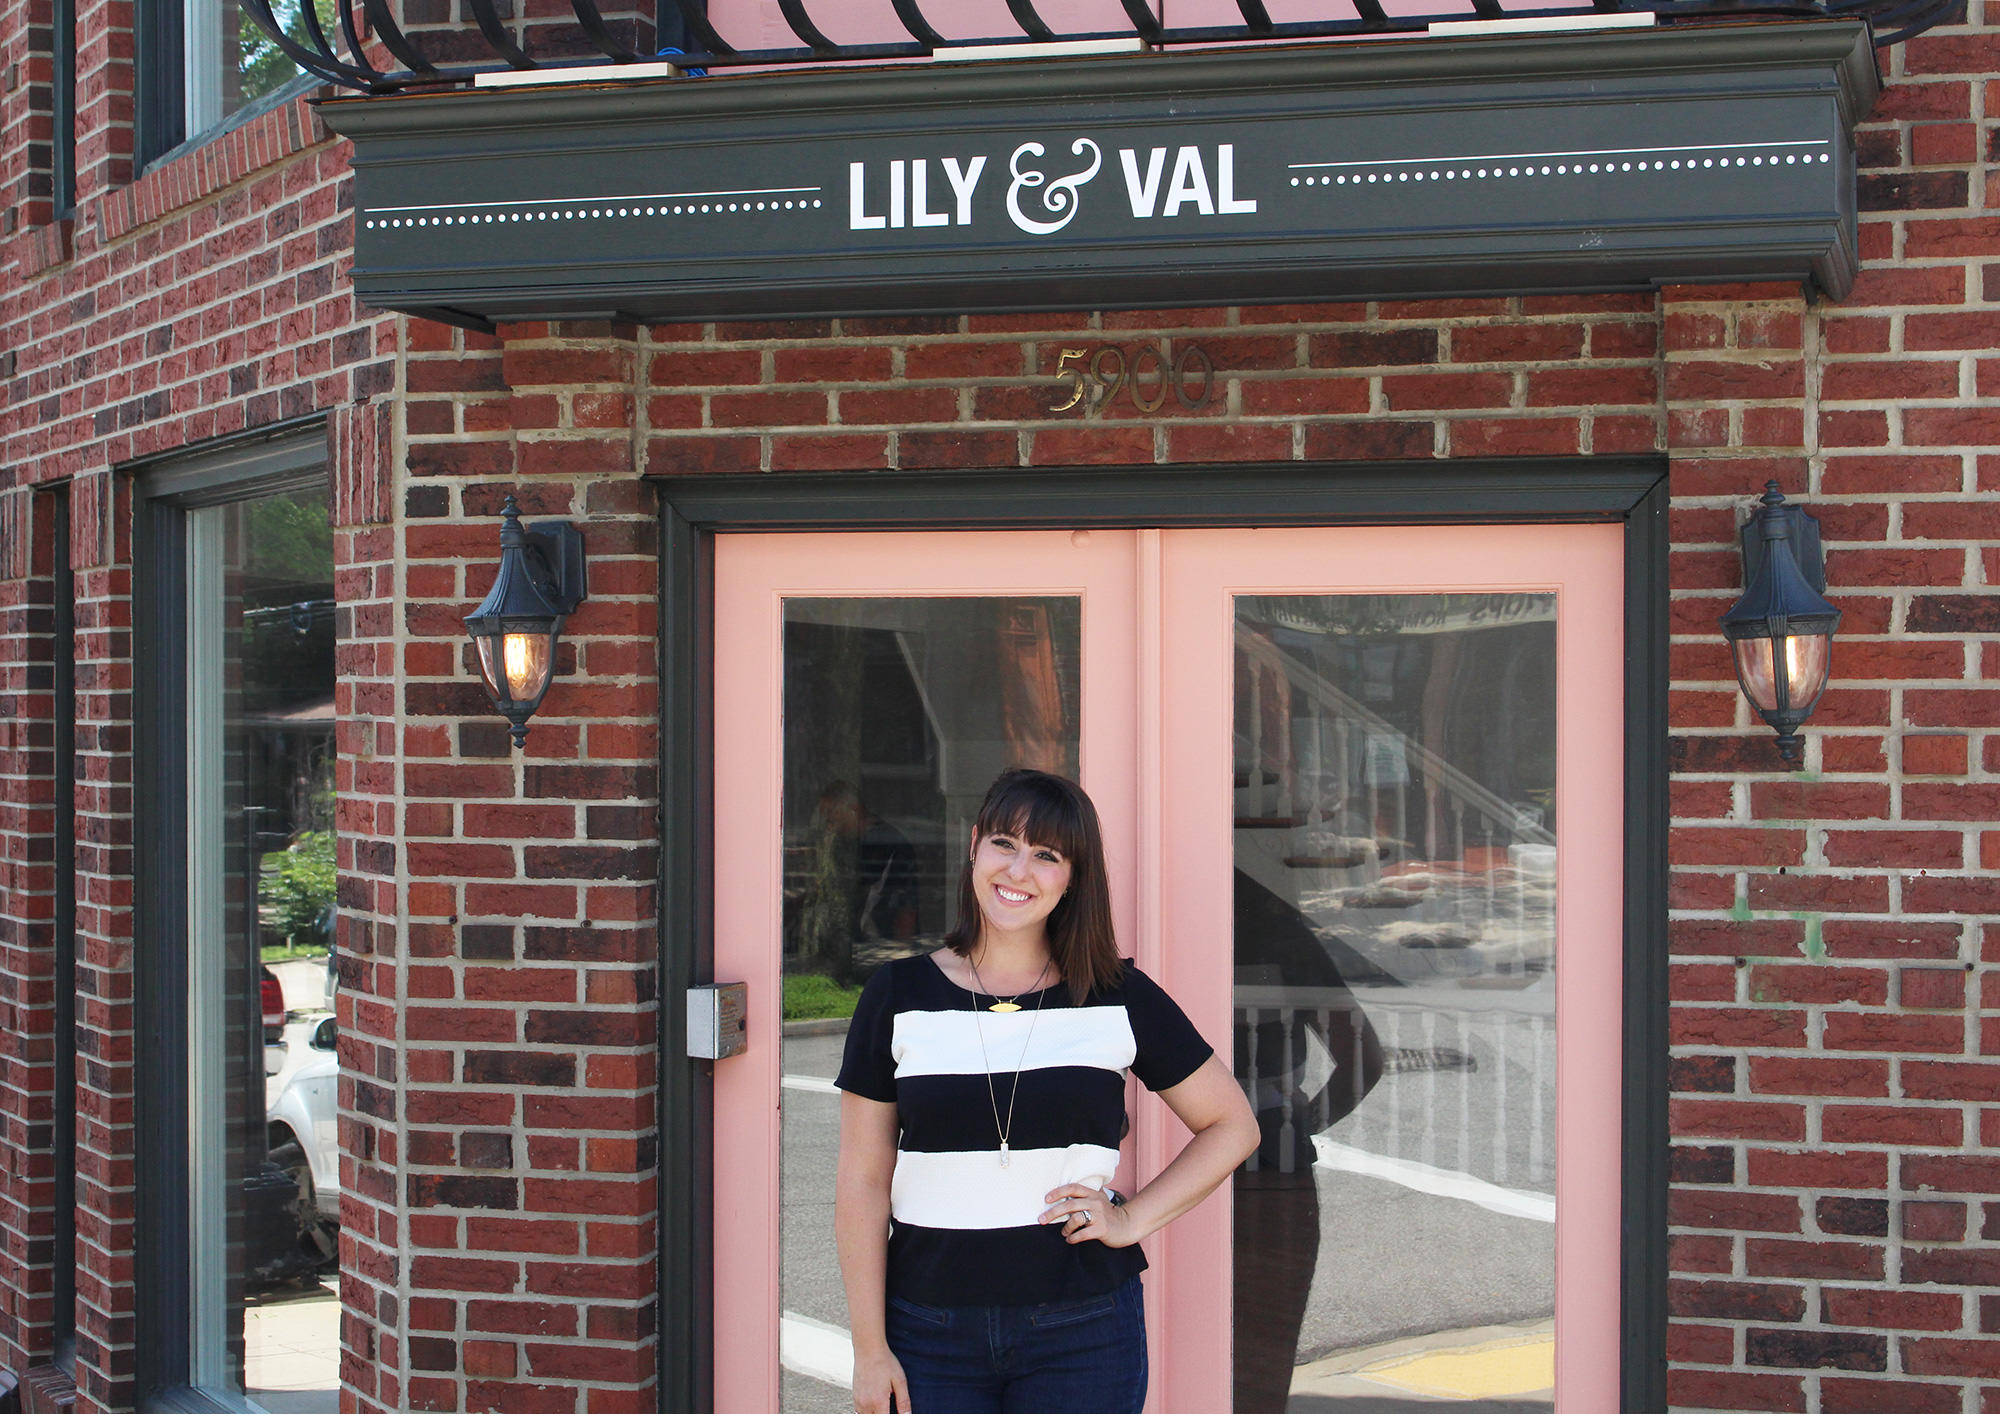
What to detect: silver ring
<box><xmin>1074</xmin><ymin>1208</ymin><xmax>1090</xmax><ymax>1225</ymax></box>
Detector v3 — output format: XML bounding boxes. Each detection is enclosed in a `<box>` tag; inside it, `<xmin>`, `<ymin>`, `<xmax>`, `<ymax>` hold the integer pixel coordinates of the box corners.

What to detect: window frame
<box><xmin>133</xmin><ymin>0</ymin><xmax>321</xmax><ymax>170</ymax></box>
<box><xmin>53</xmin><ymin>0</ymin><xmax>76</xmax><ymax>214</ymax></box>
<box><xmin>131</xmin><ymin>422</ymin><xmax>330</xmax><ymax>1414</ymax></box>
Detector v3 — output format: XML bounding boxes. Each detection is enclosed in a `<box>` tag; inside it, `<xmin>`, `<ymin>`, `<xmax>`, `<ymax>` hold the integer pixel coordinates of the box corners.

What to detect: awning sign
<box><xmin>324</xmin><ymin>23</ymin><xmax>1877</xmax><ymax>328</ymax></box>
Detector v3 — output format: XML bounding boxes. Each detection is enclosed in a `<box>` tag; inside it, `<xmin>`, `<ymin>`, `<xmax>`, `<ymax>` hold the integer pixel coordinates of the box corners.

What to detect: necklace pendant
<box><xmin>987</xmin><ymin>1001</ymin><xmax>1023</xmax><ymax>1013</ymax></box>
<box><xmin>1000</xmin><ymin>1142</ymin><xmax>1010</xmax><ymax>1167</ymax></box>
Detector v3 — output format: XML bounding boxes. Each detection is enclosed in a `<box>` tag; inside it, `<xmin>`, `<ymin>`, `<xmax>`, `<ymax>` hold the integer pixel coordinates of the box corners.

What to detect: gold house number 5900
<box><xmin>1050</xmin><ymin>344</ymin><xmax>1215</xmax><ymax>414</ymax></box>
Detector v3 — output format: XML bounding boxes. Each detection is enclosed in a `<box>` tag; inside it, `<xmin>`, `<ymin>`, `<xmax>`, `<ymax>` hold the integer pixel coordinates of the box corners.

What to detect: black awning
<box><xmin>320</xmin><ymin>23</ymin><xmax>1878</xmax><ymax>328</ymax></box>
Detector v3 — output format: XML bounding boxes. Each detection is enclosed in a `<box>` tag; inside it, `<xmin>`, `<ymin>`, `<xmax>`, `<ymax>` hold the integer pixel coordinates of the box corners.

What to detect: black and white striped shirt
<box><xmin>836</xmin><ymin>953</ymin><xmax>1212</xmax><ymax>1307</ymax></box>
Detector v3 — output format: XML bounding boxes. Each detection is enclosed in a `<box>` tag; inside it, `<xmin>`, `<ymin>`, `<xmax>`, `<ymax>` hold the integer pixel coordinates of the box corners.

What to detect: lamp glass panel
<box><xmin>474</xmin><ymin>631</ymin><xmax>553</xmax><ymax>706</ymax></box>
<box><xmin>1732</xmin><ymin>632</ymin><xmax>1831</xmax><ymax>713</ymax></box>
<box><xmin>502</xmin><ymin>631</ymin><xmax>553</xmax><ymax>701</ymax></box>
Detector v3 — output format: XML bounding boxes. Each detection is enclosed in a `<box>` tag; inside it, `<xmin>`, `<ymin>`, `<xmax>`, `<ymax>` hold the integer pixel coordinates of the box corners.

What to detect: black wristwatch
<box><xmin>1104</xmin><ymin>1187</ymin><xmax>1127</xmax><ymax>1207</ymax></box>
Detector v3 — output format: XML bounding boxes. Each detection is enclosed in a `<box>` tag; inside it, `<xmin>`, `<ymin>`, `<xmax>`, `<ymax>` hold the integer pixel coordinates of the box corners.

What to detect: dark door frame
<box><xmin>654</xmin><ymin>456</ymin><xmax>1670</xmax><ymax>1414</ymax></box>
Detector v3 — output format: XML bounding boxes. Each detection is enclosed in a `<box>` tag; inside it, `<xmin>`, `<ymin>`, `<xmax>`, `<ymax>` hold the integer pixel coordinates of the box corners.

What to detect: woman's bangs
<box><xmin>978</xmin><ymin>778</ymin><xmax>1086</xmax><ymax>863</ymax></box>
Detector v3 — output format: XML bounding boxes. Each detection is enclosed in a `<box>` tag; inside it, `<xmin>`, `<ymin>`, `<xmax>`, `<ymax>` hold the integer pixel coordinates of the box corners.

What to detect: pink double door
<box><xmin>712</xmin><ymin>525</ymin><xmax>1625</xmax><ymax>1413</ymax></box>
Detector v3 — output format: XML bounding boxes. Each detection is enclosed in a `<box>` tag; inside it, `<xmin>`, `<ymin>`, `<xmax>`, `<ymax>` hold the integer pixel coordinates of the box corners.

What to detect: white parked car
<box><xmin>265</xmin><ymin>1011</ymin><xmax>339</xmax><ymax>1264</ymax></box>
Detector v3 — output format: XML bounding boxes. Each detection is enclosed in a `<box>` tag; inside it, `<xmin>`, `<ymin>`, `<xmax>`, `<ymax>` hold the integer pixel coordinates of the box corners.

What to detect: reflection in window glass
<box><xmin>189</xmin><ymin>0</ymin><xmax>337</xmax><ymax>136</ymax></box>
<box><xmin>1231</xmin><ymin>594</ymin><xmax>1558</xmax><ymax>1413</ymax></box>
<box><xmin>187</xmin><ymin>485</ymin><xmax>339</xmax><ymax>1413</ymax></box>
<box><xmin>776</xmin><ymin>597</ymin><xmax>1082</xmax><ymax>1413</ymax></box>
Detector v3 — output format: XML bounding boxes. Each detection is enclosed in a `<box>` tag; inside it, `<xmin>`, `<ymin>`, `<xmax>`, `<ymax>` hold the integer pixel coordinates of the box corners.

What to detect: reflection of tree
<box><xmin>235</xmin><ymin>0</ymin><xmax>338</xmax><ymax>106</ymax></box>
<box><xmin>789</xmin><ymin>631</ymin><xmax>865</xmax><ymax>982</ymax></box>
<box><xmin>796</xmin><ymin>798</ymin><xmax>859</xmax><ymax>983</ymax></box>
<box><xmin>243</xmin><ymin>488</ymin><xmax>333</xmax><ymax>583</ymax></box>
<box><xmin>996</xmin><ymin>603</ymin><xmax>1071</xmax><ymax>774</ymax></box>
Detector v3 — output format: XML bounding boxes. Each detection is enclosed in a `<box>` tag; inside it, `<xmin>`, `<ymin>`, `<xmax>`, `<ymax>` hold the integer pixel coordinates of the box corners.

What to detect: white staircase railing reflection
<box><xmin>1236</xmin><ymin>986</ymin><xmax>1555</xmax><ymax>1197</ymax></box>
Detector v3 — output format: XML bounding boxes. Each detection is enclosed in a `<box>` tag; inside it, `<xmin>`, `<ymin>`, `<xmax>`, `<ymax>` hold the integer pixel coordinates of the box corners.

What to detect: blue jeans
<box><xmin>885</xmin><ymin>1276</ymin><xmax>1148</xmax><ymax>1414</ymax></box>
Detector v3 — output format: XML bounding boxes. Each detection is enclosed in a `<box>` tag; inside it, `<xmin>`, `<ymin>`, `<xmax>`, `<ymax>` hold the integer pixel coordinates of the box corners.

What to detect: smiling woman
<box><xmin>833</xmin><ymin>769</ymin><xmax>1259</xmax><ymax>1414</ymax></box>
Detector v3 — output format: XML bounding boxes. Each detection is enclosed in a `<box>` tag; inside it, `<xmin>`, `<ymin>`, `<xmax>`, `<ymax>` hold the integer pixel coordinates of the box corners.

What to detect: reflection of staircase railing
<box><xmin>1237</xmin><ymin>987</ymin><xmax>1553</xmax><ymax>1191</ymax></box>
<box><xmin>1234</xmin><ymin>622</ymin><xmax>1554</xmax><ymax>857</ymax></box>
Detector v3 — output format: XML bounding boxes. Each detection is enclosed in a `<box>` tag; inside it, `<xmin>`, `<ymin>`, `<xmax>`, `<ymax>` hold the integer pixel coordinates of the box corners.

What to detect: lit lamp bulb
<box><xmin>463</xmin><ymin>497</ymin><xmax>587</xmax><ymax>749</ymax></box>
<box><xmin>501</xmin><ymin>632</ymin><xmax>550</xmax><ymax>700</ymax></box>
<box><xmin>1732</xmin><ymin>633</ymin><xmax>1831</xmax><ymax>718</ymax></box>
<box><xmin>1720</xmin><ymin>483</ymin><xmax>1839</xmax><ymax>764</ymax></box>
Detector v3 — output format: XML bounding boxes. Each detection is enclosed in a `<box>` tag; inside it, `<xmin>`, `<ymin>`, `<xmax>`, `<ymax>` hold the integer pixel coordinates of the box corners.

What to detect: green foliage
<box><xmin>238</xmin><ymin>0</ymin><xmax>341</xmax><ymax>107</ymax></box>
<box><xmin>782</xmin><ymin>972</ymin><xmax>864</xmax><ymax>1022</ymax></box>
<box><xmin>243</xmin><ymin>487</ymin><xmax>334</xmax><ymax>589</ymax></box>
<box><xmin>260</xmin><ymin>829</ymin><xmax>336</xmax><ymax>950</ymax></box>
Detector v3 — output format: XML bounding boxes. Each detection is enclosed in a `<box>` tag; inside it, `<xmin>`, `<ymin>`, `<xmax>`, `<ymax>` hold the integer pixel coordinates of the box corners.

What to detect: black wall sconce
<box><xmin>464</xmin><ymin>496</ymin><xmax>588</xmax><ymax>747</ymax></box>
<box><xmin>1720</xmin><ymin>481</ymin><xmax>1840</xmax><ymax>764</ymax></box>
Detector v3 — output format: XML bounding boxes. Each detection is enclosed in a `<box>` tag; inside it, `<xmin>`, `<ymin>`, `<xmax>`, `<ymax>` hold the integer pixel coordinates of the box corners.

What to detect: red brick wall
<box><xmin>4</xmin><ymin>4</ymin><xmax>2000</xmax><ymax>1414</ymax></box>
<box><xmin>0</xmin><ymin>491</ymin><xmax>61</xmax><ymax>1384</ymax></box>
<box><xmin>1658</xmin><ymin>19</ymin><xmax>2000</xmax><ymax>1410</ymax></box>
<box><xmin>0</xmin><ymin>9</ymin><xmax>387</xmax><ymax>1404</ymax></box>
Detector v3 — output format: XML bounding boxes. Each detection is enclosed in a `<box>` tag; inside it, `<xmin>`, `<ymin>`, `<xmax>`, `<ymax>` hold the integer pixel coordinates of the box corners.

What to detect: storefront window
<box><xmin>777</xmin><ymin>596</ymin><xmax>1082</xmax><ymax>1411</ymax></box>
<box><xmin>184</xmin><ymin>483</ymin><xmax>339</xmax><ymax>1412</ymax></box>
<box><xmin>1232</xmin><ymin>593</ymin><xmax>1558</xmax><ymax>1412</ymax></box>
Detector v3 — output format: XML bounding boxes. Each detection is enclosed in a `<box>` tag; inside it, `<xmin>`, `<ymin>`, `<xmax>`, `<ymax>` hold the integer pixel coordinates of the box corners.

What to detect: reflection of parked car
<box><xmin>265</xmin><ymin>1012</ymin><xmax>339</xmax><ymax>1264</ymax></box>
<box><xmin>260</xmin><ymin>964</ymin><xmax>285</xmax><ymax>1043</ymax></box>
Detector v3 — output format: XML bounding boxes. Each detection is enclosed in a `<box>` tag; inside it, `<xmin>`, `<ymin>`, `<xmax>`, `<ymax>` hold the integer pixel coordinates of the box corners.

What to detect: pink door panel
<box><xmin>1156</xmin><ymin>524</ymin><xmax>1625</xmax><ymax>1412</ymax></box>
<box><xmin>711</xmin><ymin>523</ymin><xmax>1626</xmax><ymax>1413</ymax></box>
<box><xmin>711</xmin><ymin>530</ymin><xmax>1140</xmax><ymax>1414</ymax></box>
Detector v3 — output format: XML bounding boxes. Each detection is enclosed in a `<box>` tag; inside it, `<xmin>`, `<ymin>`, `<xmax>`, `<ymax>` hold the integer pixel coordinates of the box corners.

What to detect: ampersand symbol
<box><xmin>1006</xmin><ymin>138</ymin><xmax>1102</xmax><ymax>236</ymax></box>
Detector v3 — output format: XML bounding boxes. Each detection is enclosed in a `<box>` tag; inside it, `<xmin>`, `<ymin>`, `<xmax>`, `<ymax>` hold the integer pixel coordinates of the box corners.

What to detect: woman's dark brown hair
<box><xmin>945</xmin><ymin>769</ymin><xmax>1123</xmax><ymax>1005</ymax></box>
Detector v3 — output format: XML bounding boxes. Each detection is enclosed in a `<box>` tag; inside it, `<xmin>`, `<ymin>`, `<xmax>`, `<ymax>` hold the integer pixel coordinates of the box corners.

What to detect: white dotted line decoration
<box><xmin>1287</xmin><ymin>142</ymin><xmax>1832</xmax><ymax>188</ymax></box>
<box><xmin>363</xmin><ymin>189</ymin><xmax>823</xmax><ymax>232</ymax></box>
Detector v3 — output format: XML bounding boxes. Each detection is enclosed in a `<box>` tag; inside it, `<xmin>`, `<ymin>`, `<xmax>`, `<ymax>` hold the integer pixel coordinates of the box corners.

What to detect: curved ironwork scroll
<box><xmin>1232</xmin><ymin>0</ymin><xmax>1276</xmax><ymax>33</ymax></box>
<box><xmin>1005</xmin><ymin>0</ymin><xmax>1059</xmax><ymax>41</ymax></box>
<box><xmin>468</xmin><ymin>0</ymin><xmax>534</xmax><ymax>69</ymax></box>
<box><xmin>251</xmin><ymin>0</ymin><xmax>1954</xmax><ymax>94</ymax></box>
<box><xmin>669</xmin><ymin>0</ymin><xmax>736</xmax><ymax>54</ymax></box>
<box><xmin>1118</xmin><ymin>0</ymin><xmax>1165</xmax><ymax>41</ymax></box>
<box><xmin>359</xmin><ymin>0</ymin><xmax>441</xmax><ymax>74</ymax></box>
<box><xmin>775</xmin><ymin>0</ymin><xmax>838</xmax><ymax>52</ymax></box>
<box><xmin>890</xmin><ymin>0</ymin><xmax>948</xmax><ymax>47</ymax></box>
<box><xmin>238</xmin><ymin>0</ymin><xmax>375</xmax><ymax>87</ymax></box>
<box><xmin>569</xmin><ymin>0</ymin><xmax>646</xmax><ymax>60</ymax></box>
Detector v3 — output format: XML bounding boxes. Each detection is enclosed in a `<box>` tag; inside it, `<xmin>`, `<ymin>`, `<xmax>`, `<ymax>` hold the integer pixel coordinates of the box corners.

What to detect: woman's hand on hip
<box><xmin>851</xmin><ymin>1341</ymin><xmax>910</xmax><ymax>1414</ymax></box>
<box><xmin>1042</xmin><ymin>1183</ymin><xmax>1138</xmax><ymax>1248</ymax></box>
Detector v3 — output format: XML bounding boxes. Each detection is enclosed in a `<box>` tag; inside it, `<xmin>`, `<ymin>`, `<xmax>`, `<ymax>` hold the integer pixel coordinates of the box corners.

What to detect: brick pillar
<box><xmin>329</xmin><ymin>392</ymin><xmax>404</xmax><ymax>1414</ymax></box>
<box><xmin>67</xmin><ymin>469</ymin><xmax>133</xmax><ymax>1414</ymax></box>
<box><xmin>0</xmin><ymin>491</ymin><xmax>61</xmax><ymax>1377</ymax></box>
<box><xmin>366</xmin><ymin>317</ymin><xmax>661</xmax><ymax>1414</ymax></box>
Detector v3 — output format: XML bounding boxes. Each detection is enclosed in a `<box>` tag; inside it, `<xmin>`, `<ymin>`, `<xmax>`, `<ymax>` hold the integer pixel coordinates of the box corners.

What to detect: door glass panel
<box><xmin>1230</xmin><ymin>593</ymin><xmax>1558</xmax><ymax>1413</ymax></box>
<box><xmin>777</xmin><ymin>597</ymin><xmax>1082</xmax><ymax>1412</ymax></box>
<box><xmin>187</xmin><ymin>486</ymin><xmax>339</xmax><ymax>1412</ymax></box>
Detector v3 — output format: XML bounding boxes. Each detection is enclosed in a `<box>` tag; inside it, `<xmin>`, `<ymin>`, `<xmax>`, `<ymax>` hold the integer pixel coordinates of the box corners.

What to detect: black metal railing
<box><xmin>250</xmin><ymin>0</ymin><xmax>1957</xmax><ymax>93</ymax></box>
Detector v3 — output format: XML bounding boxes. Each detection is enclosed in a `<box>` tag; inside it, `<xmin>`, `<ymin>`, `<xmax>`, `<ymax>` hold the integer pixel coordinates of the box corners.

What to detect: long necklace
<box><xmin>966</xmin><ymin>952</ymin><xmax>1052</xmax><ymax>1167</ymax></box>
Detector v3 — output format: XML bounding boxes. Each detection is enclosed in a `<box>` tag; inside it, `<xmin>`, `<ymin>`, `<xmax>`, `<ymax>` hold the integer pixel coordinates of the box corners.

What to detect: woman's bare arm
<box><xmin>1042</xmin><ymin>1053</ymin><xmax>1259</xmax><ymax>1246</ymax></box>
<box><xmin>835</xmin><ymin>1092</ymin><xmax>910</xmax><ymax>1414</ymax></box>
